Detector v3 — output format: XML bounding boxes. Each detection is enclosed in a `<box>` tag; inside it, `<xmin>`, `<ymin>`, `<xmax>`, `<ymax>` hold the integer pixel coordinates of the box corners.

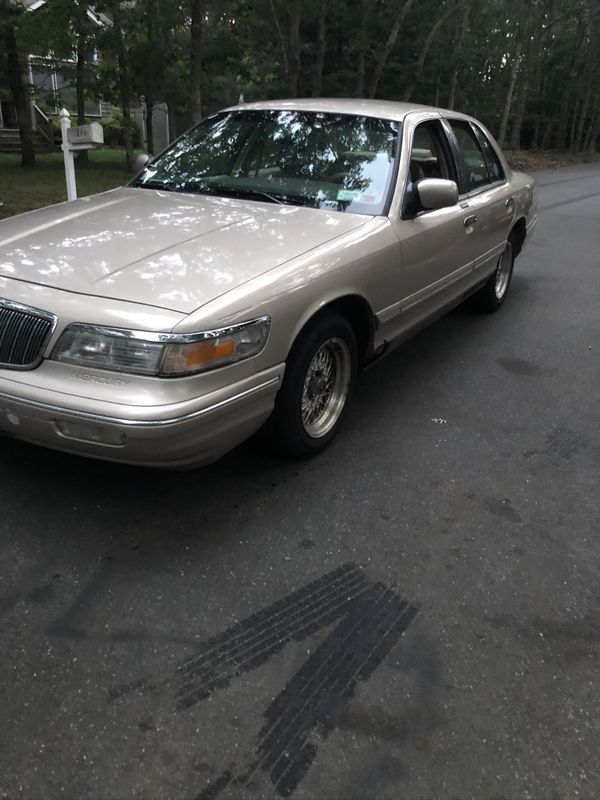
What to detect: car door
<box><xmin>382</xmin><ymin>115</ymin><xmax>483</xmax><ymax>342</ymax></box>
<box><xmin>443</xmin><ymin>118</ymin><xmax>515</xmax><ymax>281</ymax></box>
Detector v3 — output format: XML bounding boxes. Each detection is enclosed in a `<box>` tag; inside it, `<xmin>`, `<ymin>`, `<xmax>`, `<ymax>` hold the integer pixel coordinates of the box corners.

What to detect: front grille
<box><xmin>0</xmin><ymin>299</ymin><xmax>56</xmax><ymax>369</ymax></box>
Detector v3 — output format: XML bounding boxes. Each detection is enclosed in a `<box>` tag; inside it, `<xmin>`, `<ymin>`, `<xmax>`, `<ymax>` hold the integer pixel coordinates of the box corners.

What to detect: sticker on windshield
<box><xmin>337</xmin><ymin>189</ymin><xmax>362</xmax><ymax>202</ymax></box>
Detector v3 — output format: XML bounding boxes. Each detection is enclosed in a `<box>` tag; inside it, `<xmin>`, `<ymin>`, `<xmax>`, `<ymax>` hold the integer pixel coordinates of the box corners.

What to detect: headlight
<box><xmin>51</xmin><ymin>317</ymin><xmax>270</xmax><ymax>377</ymax></box>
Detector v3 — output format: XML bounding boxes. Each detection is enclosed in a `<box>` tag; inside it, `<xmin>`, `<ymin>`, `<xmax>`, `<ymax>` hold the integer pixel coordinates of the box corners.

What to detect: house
<box><xmin>0</xmin><ymin>0</ymin><xmax>170</xmax><ymax>154</ymax></box>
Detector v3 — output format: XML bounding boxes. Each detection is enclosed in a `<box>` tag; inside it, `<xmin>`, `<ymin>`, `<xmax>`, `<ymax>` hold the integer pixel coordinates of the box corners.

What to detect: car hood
<box><xmin>0</xmin><ymin>187</ymin><xmax>369</xmax><ymax>314</ymax></box>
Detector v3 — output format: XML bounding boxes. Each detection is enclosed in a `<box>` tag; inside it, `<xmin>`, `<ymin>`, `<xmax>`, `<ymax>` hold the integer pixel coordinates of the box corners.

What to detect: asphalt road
<box><xmin>1</xmin><ymin>163</ymin><xmax>599</xmax><ymax>800</ymax></box>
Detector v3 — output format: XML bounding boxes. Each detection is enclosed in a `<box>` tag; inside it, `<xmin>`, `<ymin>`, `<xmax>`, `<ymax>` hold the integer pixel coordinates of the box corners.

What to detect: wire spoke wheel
<box><xmin>301</xmin><ymin>337</ymin><xmax>352</xmax><ymax>439</ymax></box>
<box><xmin>473</xmin><ymin>231</ymin><xmax>517</xmax><ymax>312</ymax></box>
<box><xmin>263</xmin><ymin>310</ymin><xmax>357</xmax><ymax>458</ymax></box>
<box><xmin>495</xmin><ymin>241</ymin><xmax>514</xmax><ymax>300</ymax></box>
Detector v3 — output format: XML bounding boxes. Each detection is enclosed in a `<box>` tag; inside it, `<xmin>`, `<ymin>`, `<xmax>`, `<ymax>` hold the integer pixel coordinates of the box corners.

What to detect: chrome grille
<box><xmin>0</xmin><ymin>299</ymin><xmax>56</xmax><ymax>369</ymax></box>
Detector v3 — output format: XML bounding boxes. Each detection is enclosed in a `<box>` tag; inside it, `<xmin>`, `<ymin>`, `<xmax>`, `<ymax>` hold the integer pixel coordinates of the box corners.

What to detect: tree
<box><xmin>269</xmin><ymin>0</ymin><xmax>303</xmax><ymax>96</ymax></box>
<box><xmin>402</xmin><ymin>1</ymin><xmax>455</xmax><ymax>101</ymax></box>
<box><xmin>6</xmin><ymin>0</ymin><xmax>600</xmax><ymax>166</ymax></box>
<box><xmin>312</xmin><ymin>0</ymin><xmax>328</xmax><ymax>96</ymax></box>
<box><xmin>447</xmin><ymin>0</ymin><xmax>472</xmax><ymax>109</ymax></box>
<box><xmin>190</xmin><ymin>0</ymin><xmax>203</xmax><ymax>122</ymax></box>
<box><xmin>0</xmin><ymin>0</ymin><xmax>35</xmax><ymax>167</ymax></box>
<box><xmin>104</xmin><ymin>0</ymin><xmax>134</xmax><ymax>170</ymax></box>
<box><xmin>367</xmin><ymin>0</ymin><xmax>417</xmax><ymax>99</ymax></box>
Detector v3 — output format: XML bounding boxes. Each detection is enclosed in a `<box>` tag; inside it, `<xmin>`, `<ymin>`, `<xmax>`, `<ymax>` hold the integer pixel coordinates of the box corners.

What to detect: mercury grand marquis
<box><xmin>0</xmin><ymin>99</ymin><xmax>536</xmax><ymax>467</ymax></box>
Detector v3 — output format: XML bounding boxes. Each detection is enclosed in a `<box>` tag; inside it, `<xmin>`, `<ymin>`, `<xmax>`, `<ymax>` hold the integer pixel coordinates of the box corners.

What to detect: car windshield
<box><xmin>131</xmin><ymin>109</ymin><xmax>400</xmax><ymax>216</ymax></box>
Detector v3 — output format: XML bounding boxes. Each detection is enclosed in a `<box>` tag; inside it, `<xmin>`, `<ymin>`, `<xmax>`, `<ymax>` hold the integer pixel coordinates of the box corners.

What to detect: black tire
<box><xmin>264</xmin><ymin>310</ymin><xmax>358</xmax><ymax>458</ymax></box>
<box><xmin>473</xmin><ymin>233</ymin><xmax>516</xmax><ymax>312</ymax></box>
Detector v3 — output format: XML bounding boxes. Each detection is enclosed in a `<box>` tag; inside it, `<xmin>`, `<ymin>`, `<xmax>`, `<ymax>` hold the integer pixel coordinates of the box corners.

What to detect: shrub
<box><xmin>101</xmin><ymin>109</ymin><xmax>141</xmax><ymax>148</ymax></box>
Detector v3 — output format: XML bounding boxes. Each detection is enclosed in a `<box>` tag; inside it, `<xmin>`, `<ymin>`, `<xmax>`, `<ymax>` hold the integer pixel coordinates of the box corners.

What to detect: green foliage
<box><xmin>3</xmin><ymin>0</ymin><xmax>600</xmax><ymax>156</ymax></box>
<box><xmin>101</xmin><ymin>109</ymin><xmax>141</xmax><ymax>148</ymax></box>
<box><xmin>51</xmin><ymin>116</ymin><xmax>62</xmax><ymax>143</ymax></box>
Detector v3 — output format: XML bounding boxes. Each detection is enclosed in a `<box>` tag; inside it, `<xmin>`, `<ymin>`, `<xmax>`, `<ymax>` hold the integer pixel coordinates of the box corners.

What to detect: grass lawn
<box><xmin>0</xmin><ymin>149</ymin><xmax>135</xmax><ymax>221</ymax></box>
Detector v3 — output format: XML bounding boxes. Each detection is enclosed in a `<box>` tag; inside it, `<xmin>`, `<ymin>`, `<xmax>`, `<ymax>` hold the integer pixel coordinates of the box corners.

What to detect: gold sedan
<box><xmin>0</xmin><ymin>99</ymin><xmax>536</xmax><ymax>467</ymax></box>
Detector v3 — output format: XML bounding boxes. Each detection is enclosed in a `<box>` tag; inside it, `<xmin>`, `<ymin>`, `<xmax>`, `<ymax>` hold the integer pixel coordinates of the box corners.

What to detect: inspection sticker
<box><xmin>336</xmin><ymin>189</ymin><xmax>361</xmax><ymax>202</ymax></box>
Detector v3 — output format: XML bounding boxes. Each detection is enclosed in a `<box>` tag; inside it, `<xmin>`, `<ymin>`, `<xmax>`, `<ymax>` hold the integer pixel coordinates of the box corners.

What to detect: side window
<box><xmin>409</xmin><ymin>121</ymin><xmax>453</xmax><ymax>183</ymax></box>
<box><xmin>448</xmin><ymin>120</ymin><xmax>490</xmax><ymax>192</ymax></box>
<box><xmin>472</xmin><ymin>125</ymin><xmax>505</xmax><ymax>183</ymax></box>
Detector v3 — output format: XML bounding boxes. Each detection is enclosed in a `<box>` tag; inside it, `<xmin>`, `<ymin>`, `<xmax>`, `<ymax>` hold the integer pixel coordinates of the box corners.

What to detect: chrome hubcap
<box><xmin>301</xmin><ymin>337</ymin><xmax>351</xmax><ymax>438</ymax></box>
<box><xmin>495</xmin><ymin>242</ymin><xmax>513</xmax><ymax>300</ymax></box>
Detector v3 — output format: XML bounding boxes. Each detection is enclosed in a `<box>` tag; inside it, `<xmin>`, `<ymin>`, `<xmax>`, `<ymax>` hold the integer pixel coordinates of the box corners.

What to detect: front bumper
<box><xmin>0</xmin><ymin>364</ymin><xmax>284</xmax><ymax>468</ymax></box>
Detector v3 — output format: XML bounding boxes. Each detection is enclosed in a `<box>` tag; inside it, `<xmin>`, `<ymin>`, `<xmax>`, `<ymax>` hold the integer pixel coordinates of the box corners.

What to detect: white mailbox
<box><xmin>60</xmin><ymin>109</ymin><xmax>105</xmax><ymax>202</ymax></box>
<box><xmin>67</xmin><ymin>122</ymin><xmax>104</xmax><ymax>147</ymax></box>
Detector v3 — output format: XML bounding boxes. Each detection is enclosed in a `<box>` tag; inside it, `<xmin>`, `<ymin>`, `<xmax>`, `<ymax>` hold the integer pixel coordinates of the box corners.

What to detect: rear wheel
<box><xmin>474</xmin><ymin>235</ymin><xmax>516</xmax><ymax>312</ymax></box>
<box><xmin>265</xmin><ymin>311</ymin><xmax>358</xmax><ymax>458</ymax></box>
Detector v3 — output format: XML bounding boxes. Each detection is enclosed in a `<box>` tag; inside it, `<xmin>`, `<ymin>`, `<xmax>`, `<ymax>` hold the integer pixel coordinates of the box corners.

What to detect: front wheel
<box><xmin>473</xmin><ymin>236</ymin><xmax>516</xmax><ymax>312</ymax></box>
<box><xmin>264</xmin><ymin>311</ymin><xmax>358</xmax><ymax>458</ymax></box>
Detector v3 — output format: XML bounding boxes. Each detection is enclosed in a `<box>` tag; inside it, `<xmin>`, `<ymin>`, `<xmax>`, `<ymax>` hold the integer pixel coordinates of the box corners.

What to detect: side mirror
<box><xmin>135</xmin><ymin>153</ymin><xmax>153</xmax><ymax>171</ymax></box>
<box><xmin>416</xmin><ymin>178</ymin><xmax>459</xmax><ymax>211</ymax></box>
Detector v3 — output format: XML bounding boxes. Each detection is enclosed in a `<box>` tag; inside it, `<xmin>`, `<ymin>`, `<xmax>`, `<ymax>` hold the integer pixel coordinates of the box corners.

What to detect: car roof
<box><xmin>221</xmin><ymin>98</ymin><xmax>466</xmax><ymax>122</ymax></box>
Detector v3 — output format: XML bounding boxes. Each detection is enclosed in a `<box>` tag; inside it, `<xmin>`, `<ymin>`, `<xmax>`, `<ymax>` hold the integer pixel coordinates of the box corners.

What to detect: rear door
<box><xmin>443</xmin><ymin>118</ymin><xmax>515</xmax><ymax>281</ymax></box>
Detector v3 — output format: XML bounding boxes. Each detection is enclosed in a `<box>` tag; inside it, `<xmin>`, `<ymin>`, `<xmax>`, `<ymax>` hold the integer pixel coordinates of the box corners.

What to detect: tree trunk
<box><xmin>142</xmin><ymin>0</ymin><xmax>160</xmax><ymax>153</ymax></box>
<box><xmin>190</xmin><ymin>0</ymin><xmax>203</xmax><ymax>122</ymax></box>
<box><xmin>0</xmin><ymin>2</ymin><xmax>35</xmax><ymax>167</ymax></box>
<box><xmin>509</xmin><ymin>77</ymin><xmax>528</xmax><ymax>150</ymax></box>
<box><xmin>108</xmin><ymin>0</ymin><xmax>134</xmax><ymax>171</ymax></box>
<box><xmin>573</xmin><ymin>3</ymin><xmax>594</xmax><ymax>152</ymax></box>
<box><xmin>585</xmin><ymin>108</ymin><xmax>600</xmax><ymax>153</ymax></box>
<box><xmin>508</xmin><ymin>5</ymin><xmax>541</xmax><ymax>150</ymax></box>
<box><xmin>354</xmin><ymin>0</ymin><xmax>371</xmax><ymax>96</ymax></box>
<box><xmin>574</xmin><ymin>89</ymin><xmax>591</xmax><ymax>152</ymax></box>
<box><xmin>531</xmin><ymin>62</ymin><xmax>547</xmax><ymax>149</ymax></box>
<box><xmin>540</xmin><ymin>119</ymin><xmax>554</xmax><ymax>150</ymax></box>
<box><xmin>568</xmin><ymin>94</ymin><xmax>580</xmax><ymax>151</ymax></box>
<box><xmin>368</xmin><ymin>0</ymin><xmax>416</xmax><ymax>99</ymax></box>
<box><xmin>497</xmin><ymin>40</ymin><xmax>523</xmax><ymax>147</ymax></box>
<box><xmin>312</xmin><ymin>0</ymin><xmax>327</xmax><ymax>96</ymax></box>
<box><xmin>554</xmin><ymin>91</ymin><xmax>570</xmax><ymax>151</ymax></box>
<box><xmin>447</xmin><ymin>0</ymin><xmax>471</xmax><ymax>110</ymax></box>
<box><xmin>75</xmin><ymin>7</ymin><xmax>88</xmax><ymax>163</ymax></box>
<box><xmin>145</xmin><ymin>98</ymin><xmax>154</xmax><ymax>155</ymax></box>
<box><xmin>555</xmin><ymin>15</ymin><xmax>586</xmax><ymax>150</ymax></box>
<box><xmin>269</xmin><ymin>0</ymin><xmax>289</xmax><ymax>90</ymax></box>
<box><xmin>168</xmin><ymin>105</ymin><xmax>177</xmax><ymax>142</ymax></box>
<box><xmin>287</xmin><ymin>0</ymin><xmax>302</xmax><ymax>97</ymax></box>
<box><xmin>402</xmin><ymin>4</ymin><xmax>453</xmax><ymax>102</ymax></box>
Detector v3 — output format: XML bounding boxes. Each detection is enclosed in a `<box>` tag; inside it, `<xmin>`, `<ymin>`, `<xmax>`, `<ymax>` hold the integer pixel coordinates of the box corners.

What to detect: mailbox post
<box><xmin>59</xmin><ymin>108</ymin><xmax>105</xmax><ymax>201</ymax></box>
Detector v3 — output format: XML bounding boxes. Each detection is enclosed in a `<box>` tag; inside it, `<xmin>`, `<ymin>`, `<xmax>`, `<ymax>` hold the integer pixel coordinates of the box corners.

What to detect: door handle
<box><xmin>506</xmin><ymin>196</ymin><xmax>515</xmax><ymax>209</ymax></box>
<box><xmin>463</xmin><ymin>214</ymin><xmax>478</xmax><ymax>227</ymax></box>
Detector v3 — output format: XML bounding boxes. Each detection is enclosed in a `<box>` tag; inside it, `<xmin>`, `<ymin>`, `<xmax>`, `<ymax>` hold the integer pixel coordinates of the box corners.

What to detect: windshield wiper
<box><xmin>217</xmin><ymin>187</ymin><xmax>323</xmax><ymax>208</ymax></box>
<box><xmin>204</xmin><ymin>186</ymin><xmax>288</xmax><ymax>205</ymax></box>
<box><xmin>130</xmin><ymin>180</ymin><xmax>315</xmax><ymax>208</ymax></box>
<box><xmin>130</xmin><ymin>179</ymin><xmax>177</xmax><ymax>191</ymax></box>
<box><xmin>130</xmin><ymin>179</ymin><xmax>217</xmax><ymax>195</ymax></box>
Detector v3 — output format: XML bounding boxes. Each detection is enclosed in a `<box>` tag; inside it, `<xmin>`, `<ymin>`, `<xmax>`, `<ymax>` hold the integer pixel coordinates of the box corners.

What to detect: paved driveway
<box><xmin>1</xmin><ymin>164</ymin><xmax>599</xmax><ymax>799</ymax></box>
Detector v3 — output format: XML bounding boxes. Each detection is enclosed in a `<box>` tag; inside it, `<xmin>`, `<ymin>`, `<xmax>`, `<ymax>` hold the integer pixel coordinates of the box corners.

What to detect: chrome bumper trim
<box><xmin>0</xmin><ymin>376</ymin><xmax>281</xmax><ymax>429</ymax></box>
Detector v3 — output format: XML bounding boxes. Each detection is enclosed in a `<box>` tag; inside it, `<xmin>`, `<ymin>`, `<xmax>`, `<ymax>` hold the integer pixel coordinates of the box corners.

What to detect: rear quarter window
<box><xmin>472</xmin><ymin>125</ymin><xmax>505</xmax><ymax>183</ymax></box>
<box><xmin>447</xmin><ymin>120</ymin><xmax>490</xmax><ymax>192</ymax></box>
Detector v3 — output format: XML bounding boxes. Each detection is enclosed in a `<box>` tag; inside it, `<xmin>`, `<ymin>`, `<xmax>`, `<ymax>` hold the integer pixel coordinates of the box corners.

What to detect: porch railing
<box><xmin>33</xmin><ymin>104</ymin><xmax>54</xmax><ymax>148</ymax></box>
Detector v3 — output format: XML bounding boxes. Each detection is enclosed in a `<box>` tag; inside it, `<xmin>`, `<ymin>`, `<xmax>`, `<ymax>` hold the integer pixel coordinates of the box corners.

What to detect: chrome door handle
<box><xmin>463</xmin><ymin>215</ymin><xmax>478</xmax><ymax>227</ymax></box>
<box><xmin>506</xmin><ymin>196</ymin><xmax>515</xmax><ymax>208</ymax></box>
